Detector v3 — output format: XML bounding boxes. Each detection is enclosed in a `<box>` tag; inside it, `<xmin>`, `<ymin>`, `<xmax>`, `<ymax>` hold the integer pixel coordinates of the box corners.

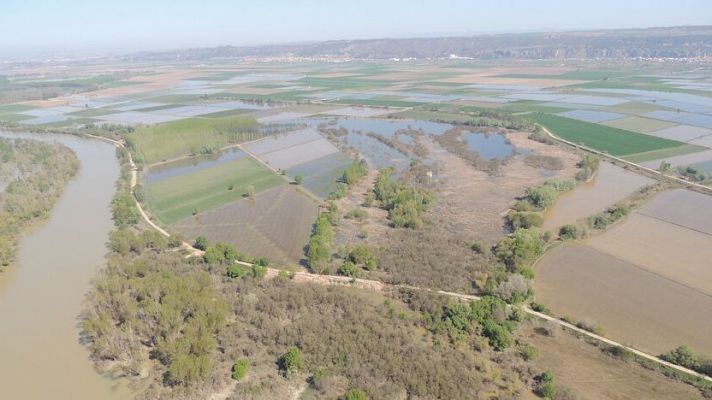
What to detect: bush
<box><xmin>559</xmin><ymin>224</ymin><xmax>586</xmax><ymax>240</ymax></box>
<box><xmin>520</xmin><ymin>344</ymin><xmax>539</xmax><ymax>361</ymax></box>
<box><xmin>251</xmin><ymin>264</ymin><xmax>268</xmax><ymax>279</ymax></box>
<box><xmin>294</xmin><ymin>174</ymin><xmax>304</xmax><ymax>185</ymax></box>
<box><xmin>344</xmin><ymin>208</ymin><xmax>368</xmax><ymax>221</ymax></box>
<box><xmin>508</xmin><ymin>211</ymin><xmax>544</xmax><ymax>229</ymax></box>
<box><xmin>227</xmin><ymin>265</ymin><xmax>247</xmax><ymax>279</ymax></box>
<box><xmin>494</xmin><ymin>274</ymin><xmax>532</xmax><ymax>304</ymax></box>
<box><xmin>194</xmin><ymin>236</ymin><xmax>209</xmax><ymax>251</ymax></box>
<box><xmin>348</xmin><ymin>244</ymin><xmax>378</xmax><ymax>271</ymax></box>
<box><xmin>661</xmin><ymin>345</ymin><xmax>712</xmax><ymax>377</ymax></box>
<box><xmin>344</xmin><ymin>388</ymin><xmax>369</xmax><ymax>400</ymax></box>
<box><xmin>167</xmin><ymin>234</ymin><xmax>184</xmax><ymax>248</ymax></box>
<box><xmin>495</xmin><ymin>228</ymin><xmax>545</xmax><ymax>268</ymax></box>
<box><xmin>231</xmin><ymin>359</ymin><xmax>250</xmax><ymax>380</ymax></box>
<box><xmin>530</xmin><ymin>302</ymin><xmax>550</xmax><ymax>314</ymax></box>
<box><xmin>279</xmin><ymin>347</ymin><xmax>304</xmax><ymax>376</ymax></box>
<box><xmin>537</xmin><ymin>371</ymin><xmax>557</xmax><ymax>398</ymax></box>
<box><xmin>470</xmin><ymin>240</ymin><xmax>490</xmax><ymax>256</ymax></box>
<box><xmin>342</xmin><ymin>160</ymin><xmax>368</xmax><ymax>186</ymax></box>
<box><xmin>338</xmin><ymin>261</ymin><xmax>360</xmax><ymax>278</ymax></box>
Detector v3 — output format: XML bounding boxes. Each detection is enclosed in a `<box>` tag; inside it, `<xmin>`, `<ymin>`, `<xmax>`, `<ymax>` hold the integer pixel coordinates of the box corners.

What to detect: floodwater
<box><xmin>146</xmin><ymin>147</ymin><xmax>247</xmax><ymax>184</ymax></box>
<box><xmin>461</xmin><ymin>132</ymin><xmax>514</xmax><ymax>160</ymax></box>
<box><xmin>0</xmin><ymin>131</ymin><xmax>131</xmax><ymax>399</ymax></box>
<box><xmin>542</xmin><ymin>162</ymin><xmax>653</xmax><ymax>230</ymax></box>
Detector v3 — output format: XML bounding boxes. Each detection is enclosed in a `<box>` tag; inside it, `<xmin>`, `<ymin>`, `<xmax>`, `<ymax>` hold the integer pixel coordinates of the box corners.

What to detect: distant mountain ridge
<box><xmin>126</xmin><ymin>26</ymin><xmax>712</xmax><ymax>61</ymax></box>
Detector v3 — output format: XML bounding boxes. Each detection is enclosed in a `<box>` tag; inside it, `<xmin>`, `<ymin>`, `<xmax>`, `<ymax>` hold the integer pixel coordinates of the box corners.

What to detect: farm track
<box><xmin>88</xmin><ymin>132</ymin><xmax>712</xmax><ymax>396</ymax></box>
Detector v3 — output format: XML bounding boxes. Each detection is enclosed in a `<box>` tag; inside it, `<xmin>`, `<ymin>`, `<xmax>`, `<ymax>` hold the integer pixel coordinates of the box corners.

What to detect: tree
<box><xmin>294</xmin><ymin>174</ymin><xmax>304</xmax><ymax>185</ymax></box>
<box><xmin>279</xmin><ymin>347</ymin><xmax>304</xmax><ymax>376</ymax></box>
<box><xmin>194</xmin><ymin>236</ymin><xmax>209</xmax><ymax>251</ymax></box>
<box><xmin>227</xmin><ymin>265</ymin><xmax>247</xmax><ymax>279</ymax></box>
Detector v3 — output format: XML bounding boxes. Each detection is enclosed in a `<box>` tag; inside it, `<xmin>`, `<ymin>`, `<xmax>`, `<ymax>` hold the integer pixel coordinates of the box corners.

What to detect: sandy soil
<box><xmin>524</xmin><ymin>323</ymin><xmax>706</xmax><ymax>400</ymax></box>
<box><xmin>535</xmin><ymin>244</ymin><xmax>712</xmax><ymax>355</ymax></box>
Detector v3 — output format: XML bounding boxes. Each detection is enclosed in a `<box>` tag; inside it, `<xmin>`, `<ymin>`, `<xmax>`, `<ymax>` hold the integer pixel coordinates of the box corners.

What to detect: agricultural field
<box><xmin>145</xmin><ymin>154</ymin><xmax>284</xmax><ymax>224</ymax></box>
<box><xmin>542</xmin><ymin>162</ymin><xmax>653</xmax><ymax>230</ymax></box>
<box><xmin>172</xmin><ymin>185</ymin><xmax>318</xmax><ymax>264</ymax></box>
<box><xmin>522</xmin><ymin>322</ymin><xmax>707</xmax><ymax>400</ymax></box>
<box><xmin>529</xmin><ymin>113</ymin><xmax>696</xmax><ymax>160</ymax></box>
<box><xmin>536</xmin><ymin>188</ymin><xmax>712</xmax><ymax>355</ymax></box>
<box><xmin>130</xmin><ymin>115</ymin><xmax>261</xmax><ymax>163</ymax></box>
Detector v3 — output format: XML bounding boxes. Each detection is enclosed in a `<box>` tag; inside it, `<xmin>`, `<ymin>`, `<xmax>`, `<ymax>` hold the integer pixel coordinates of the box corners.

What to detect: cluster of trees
<box><xmin>373</xmin><ymin>167</ymin><xmax>434</xmax><ymax>229</ymax></box>
<box><xmin>507</xmin><ymin>179</ymin><xmax>575</xmax><ymax>230</ymax></box>
<box><xmin>429</xmin><ymin>295</ymin><xmax>522</xmax><ymax>351</ymax></box>
<box><xmin>0</xmin><ymin>138</ymin><xmax>79</xmax><ymax>267</ymax></box>
<box><xmin>495</xmin><ymin>227</ymin><xmax>547</xmax><ymax>271</ymax></box>
<box><xmin>82</xmin><ymin>230</ymin><xmax>228</xmax><ymax>390</ymax></box>
<box><xmin>661</xmin><ymin>345</ymin><xmax>712</xmax><ymax>377</ymax></box>
<box><xmin>337</xmin><ymin>244</ymin><xmax>378</xmax><ymax>277</ymax></box>
<box><xmin>110</xmin><ymin>192</ymin><xmax>140</xmax><ymax>226</ymax></box>
<box><xmin>307</xmin><ymin>205</ymin><xmax>338</xmax><ymax>273</ymax></box>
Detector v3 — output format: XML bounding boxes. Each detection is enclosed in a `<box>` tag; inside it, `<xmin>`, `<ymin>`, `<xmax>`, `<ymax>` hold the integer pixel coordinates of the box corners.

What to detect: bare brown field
<box><xmin>522</xmin><ymin>323</ymin><xmax>706</xmax><ymax>400</ymax></box>
<box><xmin>172</xmin><ymin>185</ymin><xmax>318</xmax><ymax>265</ymax></box>
<box><xmin>535</xmin><ymin>244</ymin><xmax>712</xmax><ymax>355</ymax></box>
<box><xmin>431</xmin><ymin>132</ymin><xmax>580</xmax><ymax>242</ymax></box>
<box><xmin>542</xmin><ymin>162</ymin><xmax>653</xmax><ymax>230</ymax></box>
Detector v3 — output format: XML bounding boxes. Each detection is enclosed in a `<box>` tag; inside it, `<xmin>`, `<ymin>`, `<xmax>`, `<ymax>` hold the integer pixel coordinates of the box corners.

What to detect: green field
<box><xmin>67</xmin><ymin>108</ymin><xmax>118</xmax><ymax>117</ymax></box>
<box><xmin>623</xmin><ymin>144</ymin><xmax>707</xmax><ymax>163</ymax></box>
<box><xmin>130</xmin><ymin>115</ymin><xmax>260</xmax><ymax>163</ymax></box>
<box><xmin>529</xmin><ymin>113</ymin><xmax>687</xmax><ymax>156</ymax></box>
<box><xmin>146</xmin><ymin>156</ymin><xmax>284</xmax><ymax>224</ymax></box>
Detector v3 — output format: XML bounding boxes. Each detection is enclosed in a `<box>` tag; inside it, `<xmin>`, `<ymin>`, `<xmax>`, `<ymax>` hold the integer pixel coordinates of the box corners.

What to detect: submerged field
<box><xmin>542</xmin><ymin>162</ymin><xmax>653</xmax><ymax>230</ymax></box>
<box><xmin>146</xmin><ymin>155</ymin><xmax>283</xmax><ymax>224</ymax></box>
<box><xmin>536</xmin><ymin>188</ymin><xmax>712</xmax><ymax>356</ymax></box>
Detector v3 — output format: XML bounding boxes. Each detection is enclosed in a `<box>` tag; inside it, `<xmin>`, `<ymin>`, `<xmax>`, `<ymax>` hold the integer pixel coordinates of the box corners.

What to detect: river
<box><xmin>0</xmin><ymin>131</ymin><xmax>131</xmax><ymax>399</ymax></box>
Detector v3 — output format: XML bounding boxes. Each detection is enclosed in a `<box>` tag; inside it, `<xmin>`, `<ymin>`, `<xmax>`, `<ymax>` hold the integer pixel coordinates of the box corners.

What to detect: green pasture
<box><xmin>130</xmin><ymin>115</ymin><xmax>260</xmax><ymax>163</ymax></box>
<box><xmin>530</xmin><ymin>113</ymin><xmax>687</xmax><ymax>156</ymax></box>
<box><xmin>146</xmin><ymin>156</ymin><xmax>284</xmax><ymax>224</ymax></box>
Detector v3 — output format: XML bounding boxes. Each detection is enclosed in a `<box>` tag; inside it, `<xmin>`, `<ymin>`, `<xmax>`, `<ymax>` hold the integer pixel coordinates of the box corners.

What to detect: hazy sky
<box><xmin>1</xmin><ymin>0</ymin><xmax>710</xmax><ymax>55</ymax></box>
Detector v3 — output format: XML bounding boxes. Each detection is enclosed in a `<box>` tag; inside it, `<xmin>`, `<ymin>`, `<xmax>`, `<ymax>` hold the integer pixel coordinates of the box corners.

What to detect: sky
<box><xmin>1</xmin><ymin>0</ymin><xmax>711</xmax><ymax>56</ymax></box>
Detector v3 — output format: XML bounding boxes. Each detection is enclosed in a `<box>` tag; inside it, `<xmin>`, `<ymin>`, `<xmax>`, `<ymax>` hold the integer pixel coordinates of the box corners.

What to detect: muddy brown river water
<box><xmin>0</xmin><ymin>132</ymin><xmax>131</xmax><ymax>399</ymax></box>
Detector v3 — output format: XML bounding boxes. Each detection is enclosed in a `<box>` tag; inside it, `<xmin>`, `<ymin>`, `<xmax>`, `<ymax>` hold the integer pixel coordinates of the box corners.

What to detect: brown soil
<box><xmin>535</xmin><ymin>244</ymin><xmax>712</xmax><ymax>355</ymax></box>
<box><xmin>523</xmin><ymin>323</ymin><xmax>707</xmax><ymax>400</ymax></box>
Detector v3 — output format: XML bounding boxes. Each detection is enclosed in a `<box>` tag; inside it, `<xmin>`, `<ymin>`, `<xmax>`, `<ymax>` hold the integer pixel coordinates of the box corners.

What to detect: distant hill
<box><xmin>127</xmin><ymin>26</ymin><xmax>712</xmax><ymax>61</ymax></box>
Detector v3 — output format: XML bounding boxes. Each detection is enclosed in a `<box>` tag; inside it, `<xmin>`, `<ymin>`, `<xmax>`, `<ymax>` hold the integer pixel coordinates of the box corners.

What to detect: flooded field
<box><xmin>0</xmin><ymin>132</ymin><xmax>130</xmax><ymax>399</ymax></box>
<box><xmin>462</xmin><ymin>131</ymin><xmax>514</xmax><ymax>160</ymax></box>
<box><xmin>145</xmin><ymin>147</ymin><xmax>247</xmax><ymax>184</ymax></box>
<box><xmin>542</xmin><ymin>162</ymin><xmax>653</xmax><ymax>230</ymax></box>
<box><xmin>536</xmin><ymin>244</ymin><xmax>712</xmax><ymax>355</ymax></box>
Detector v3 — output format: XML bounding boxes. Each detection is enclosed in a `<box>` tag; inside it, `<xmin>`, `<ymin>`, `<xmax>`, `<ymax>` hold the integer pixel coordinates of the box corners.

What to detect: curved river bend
<box><xmin>0</xmin><ymin>131</ymin><xmax>130</xmax><ymax>399</ymax></box>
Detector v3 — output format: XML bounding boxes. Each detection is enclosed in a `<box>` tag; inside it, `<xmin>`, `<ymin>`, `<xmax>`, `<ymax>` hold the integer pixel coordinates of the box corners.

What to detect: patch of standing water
<box><xmin>461</xmin><ymin>132</ymin><xmax>515</xmax><ymax>160</ymax></box>
<box><xmin>146</xmin><ymin>147</ymin><xmax>247</xmax><ymax>184</ymax></box>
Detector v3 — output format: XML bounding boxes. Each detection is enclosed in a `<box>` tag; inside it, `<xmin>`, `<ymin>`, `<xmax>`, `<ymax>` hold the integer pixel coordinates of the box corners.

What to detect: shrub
<box><xmin>661</xmin><ymin>345</ymin><xmax>712</xmax><ymax>377</ymax></box>
<box><xmin>194</xmin><ymin>236</ymin><xmax>209</xmax><ymax>251</ymax></box>
<box><xmin>294</xmin><ymin>174</ymin><xmax>304</xmax><ymax>185</ymax></box>
<box><xmin>559</xmin><ymin>224</ymin><xmax>586</xmax><ymax>240</ymax></box>
<box><xmin>525</xmin><ymin>185</ymin><xmax>558</xmax><ymax>209</ymax></box>
<box><xmin>342</xmin><ymin>160</ymin><xmax>368</xmax><ymax>186</ymax></box>
<box><xmin>520</xmin><ymin>344</ymin><xmax>539</xmax><ymax>361</ymax></box>
<box><xmin>279</xmin><ymin>347</ymin><xmax>304</xmax><ymax>376</ymax></box>
<box><xmin>494</xmin><ymin>274</ymin><xmax>532</xmax><ymax>304</ymax></box>
<box><xmin>227</xmin><ymin>265</ymin><xmax>247</xmax><ymax>279</ymax></box>
<box><xmin>251</xmin><ymin>264</ymin><xmax>268</xmax><ymax>279</ymax></box>
<box><xmin>231</xmin><ymin>359</ymin><xmax>250</xmax><ymax>380</ymax></box>
<box><xmin>167</xmin><ymin>234</ymin><xmax>184</xmax><ymax>248</ymax></box>
<box><xmin>338</xmin><ymin>261</ymin><xmax>360</xmax><ymax>278</ymax></box>
<box><xmin>344</xmin><ymin>208</ymin><xmax>368</xmax><ymax>221</ymax></box>
<box><xmin>537</xmin><ymin>371</ymin><xmax>557</xmax><ymax>398</ymax></box>
<box><xmin>530</xmin><ymin>302</ymin><xmax>549</xmax><ymax>314</ymax></box>
<box><xmin>348</xmin><ymin>244</ymin><xmax>378</xmax><ymax>271</ymax></box>
<box><xmin>344</xmin><ymin>389</ymin><xmax>369</xmax><ymax>400</ymax></box>
<box><xmin>495</xmin><ymin>228</ymin><xmax>545</xmax><ymax>268</ymax></box>
<box><xmin>470</xmin><ymin>240</ymin><xmax>490</xmax><ymax>256</ymax></box>
<box><xmin>508</xmin><ymin>211</ymin><xmax>544</xmax><ymax>229</ymax></box>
